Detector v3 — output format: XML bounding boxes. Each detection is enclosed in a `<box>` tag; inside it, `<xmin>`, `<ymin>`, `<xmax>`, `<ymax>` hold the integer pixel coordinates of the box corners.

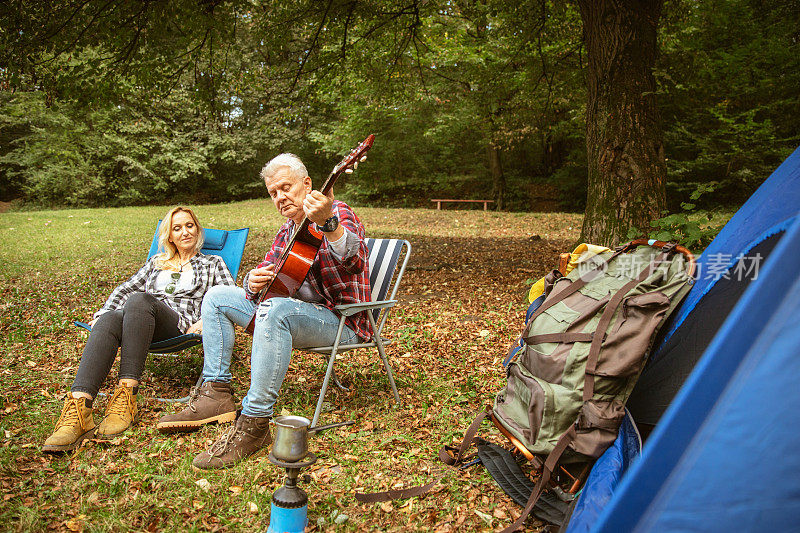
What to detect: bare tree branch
<box><xmin>289</xmin><ymin>0</ymin><xmax>335</xmax><ymax>93</ymax></box>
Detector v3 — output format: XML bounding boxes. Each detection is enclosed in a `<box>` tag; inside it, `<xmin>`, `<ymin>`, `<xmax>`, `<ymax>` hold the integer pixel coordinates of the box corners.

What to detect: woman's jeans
<box><xmin>200</xmin><ymin>285</ymin><xmax>357</xmax><ymax>418</ymax></box>
<box><xmin>72</xmin><ymin>293</ymin><xmax>182</xmax><ymax>397</ymax></box>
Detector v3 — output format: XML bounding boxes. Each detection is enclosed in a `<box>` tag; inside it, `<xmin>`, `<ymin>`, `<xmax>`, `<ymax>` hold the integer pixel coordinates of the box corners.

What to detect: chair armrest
<box><xmin>334</xmin><ymin>300</ymin><xmax>397</xmax><ymax>317</ymax></box>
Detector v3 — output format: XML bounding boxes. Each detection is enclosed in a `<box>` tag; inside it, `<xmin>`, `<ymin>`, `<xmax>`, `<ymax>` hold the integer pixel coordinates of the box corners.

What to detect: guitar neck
<box><xmin>319</xmin><ymin>167</ymin><xmax>338</xmax><ymax>196</ymax></box>
<box><xmin>286</xmin><ymin>166</ymin><xmax>340</xmax><ymax>239</ymax></box>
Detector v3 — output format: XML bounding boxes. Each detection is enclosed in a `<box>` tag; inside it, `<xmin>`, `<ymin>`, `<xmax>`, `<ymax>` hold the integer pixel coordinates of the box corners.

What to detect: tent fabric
<box><xmin>564</xmin><ymin>411</ymin><xmax>641</xmax><ymax>533</ymax></box>
<box><xmin>627</xmin><ymin>232</ymin><xmax>783</xmax><ymax>428</ymax></box>
<box><xmin>563</xmin><ymin>144</ymin><xmax>800</xmax><ymax>533</ymax></box>
<box><xmin>591</xmin><ymin>216</ymin><xmax>800</xmax><ymax>532</ymax></box>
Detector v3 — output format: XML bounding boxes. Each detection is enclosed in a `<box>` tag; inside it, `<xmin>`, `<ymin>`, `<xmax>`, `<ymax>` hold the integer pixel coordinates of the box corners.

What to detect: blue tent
<box><xmin>565</xmin><ymin>145</ymin><xmax>800</xmax><ymax>532</ymax></box>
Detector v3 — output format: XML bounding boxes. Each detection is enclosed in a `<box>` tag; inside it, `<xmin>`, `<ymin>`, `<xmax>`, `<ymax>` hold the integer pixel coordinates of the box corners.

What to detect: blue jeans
<box><xmin>200</xmin><ymin>285</ymin><xmax>357</xmax><ymax>418</ymax></box>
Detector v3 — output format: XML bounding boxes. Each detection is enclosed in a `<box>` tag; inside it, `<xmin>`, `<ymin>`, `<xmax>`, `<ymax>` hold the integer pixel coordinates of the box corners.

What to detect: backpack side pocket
<box><xmin>594</xmin><ymin>291</ymin><xmax>671</xmax><ymax>378</ymax></box>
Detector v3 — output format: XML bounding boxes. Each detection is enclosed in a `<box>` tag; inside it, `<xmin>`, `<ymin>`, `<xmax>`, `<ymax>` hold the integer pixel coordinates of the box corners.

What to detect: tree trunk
<box><xmin>577</xmin><ymin>0</ymin><xmax>667</xmax><ymax>246</ymax></box>
<box><xmin>488</xmin><ymin>143</ymin><xmax>505</xmax><ymax>210</ymax></box>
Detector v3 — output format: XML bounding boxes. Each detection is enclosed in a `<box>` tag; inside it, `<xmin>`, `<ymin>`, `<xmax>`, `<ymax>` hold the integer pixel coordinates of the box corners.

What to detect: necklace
<box><xmin>165</xmin><ymin>257</ymin><xmax>191</xmax><ymax>295</ymax></box>
<box><xmin>173</xmin><ymin>256</ymin><xmax>192</xmax><ymax>272</ymax></box>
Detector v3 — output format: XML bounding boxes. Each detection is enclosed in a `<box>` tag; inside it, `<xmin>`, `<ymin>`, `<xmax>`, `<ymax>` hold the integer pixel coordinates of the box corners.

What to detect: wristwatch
<box><xmin>320</xmin><ymin>215</ymin><xmax>339</xmax><ymax>233</ymax></box>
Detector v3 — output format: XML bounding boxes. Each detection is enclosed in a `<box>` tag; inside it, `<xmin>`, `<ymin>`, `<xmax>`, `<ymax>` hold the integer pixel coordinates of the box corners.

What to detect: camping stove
<box><xmin>266</xmin><ymin>450</ymin><xmax>317</xmax><ymax>533</ymax></box>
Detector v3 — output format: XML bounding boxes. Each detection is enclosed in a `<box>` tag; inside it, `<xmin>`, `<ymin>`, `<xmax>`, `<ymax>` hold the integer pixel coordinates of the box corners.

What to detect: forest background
<box><xmin>1</xmin><ymin>0</ymin><xmax>798</xmax><ymax>245</ymax></box>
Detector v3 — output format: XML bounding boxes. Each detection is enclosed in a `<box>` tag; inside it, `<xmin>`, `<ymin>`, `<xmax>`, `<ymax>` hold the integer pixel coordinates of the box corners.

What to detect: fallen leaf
<box><xmin>248</xmin><ymin>501</ymin><xmax>259</xmax><ymax>514</ymax></box>
<box><xmin>195</xmin><ymin>478</ymin><xmax>211</xmax><ymax>491</ymax></box>
<box><xmin>474</xmin><ymin>509</ymin><xmax>493</xmax><ymax>525</ymax></box>
<box><xmin>65</xmin><ymin>515</ymin><xmax>86</xmax><ymax>532</ymax></box>
<box><xmin>380</xmin><ymin>501</ymin><xmax>393</xmax><ymax>513</ymax></box>
<box><xmin>229</xmin><ymin>486</ymin><xmax>242</xmax><ymax>495</ymax></box>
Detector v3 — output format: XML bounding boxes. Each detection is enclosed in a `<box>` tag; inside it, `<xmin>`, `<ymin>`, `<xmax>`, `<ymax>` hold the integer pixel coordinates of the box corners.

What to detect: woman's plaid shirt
<box><xmin>93</xmin><ymin>253</ymin><xmax>236</xmax><ymax>332</ymax></box>
<box><xmin>245</xmin><ymin>200</ymin><xmax>373</xmax><ymax>341</ymax></box>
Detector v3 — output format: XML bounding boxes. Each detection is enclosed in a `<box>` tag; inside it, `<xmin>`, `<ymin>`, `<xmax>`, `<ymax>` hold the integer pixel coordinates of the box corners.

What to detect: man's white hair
<box><xmin>260</xmin><ymin>153</ymin><xmax>308</xmax><ymax>183</ymax></box>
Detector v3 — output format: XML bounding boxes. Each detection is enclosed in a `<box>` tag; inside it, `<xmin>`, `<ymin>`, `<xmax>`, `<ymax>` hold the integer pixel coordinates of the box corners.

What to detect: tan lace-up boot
<box><xmin>43</xmin><ymin>395</ymin><xmax>96</xmax><ymax>453</ymax></box>
<box><xmin>96</xmin><ymin>384</ymin><xmax>139</xmax><ymax>438</ymax></box>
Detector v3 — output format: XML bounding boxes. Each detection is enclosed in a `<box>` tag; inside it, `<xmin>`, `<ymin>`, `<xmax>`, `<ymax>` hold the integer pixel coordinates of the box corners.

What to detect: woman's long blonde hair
<box><xmin>154</xmin><ymin>206</ymin><xmax>205</xmax><ymax>270</ymax></box>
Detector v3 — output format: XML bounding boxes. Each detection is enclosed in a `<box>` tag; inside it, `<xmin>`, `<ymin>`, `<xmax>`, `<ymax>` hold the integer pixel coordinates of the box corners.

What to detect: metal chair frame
<box><xmin>306</xmin><ymin>238</ymin><xmax>412</xmax><ymax>426</ymax></box>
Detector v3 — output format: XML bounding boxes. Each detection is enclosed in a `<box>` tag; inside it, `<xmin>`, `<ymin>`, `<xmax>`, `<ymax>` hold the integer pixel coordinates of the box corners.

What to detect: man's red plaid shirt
<box><xmin>246</xmin><ymin>200</ymin><xmax>373</xmax><ymax>341</ymax></box>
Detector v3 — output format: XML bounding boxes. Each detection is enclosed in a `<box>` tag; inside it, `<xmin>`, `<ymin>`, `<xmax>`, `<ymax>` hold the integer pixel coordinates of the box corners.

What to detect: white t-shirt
<box><xmin>154</xmin><ymin>264</ymin><xmax>195</xmax><ymax>295</ymax></box>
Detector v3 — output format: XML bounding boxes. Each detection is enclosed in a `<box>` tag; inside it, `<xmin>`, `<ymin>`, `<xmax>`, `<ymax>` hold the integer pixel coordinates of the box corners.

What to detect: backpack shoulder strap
<box><xmin>354</xmin><ymin>411</ymin><xmax>491</xmax><ymax>503</ymax></box>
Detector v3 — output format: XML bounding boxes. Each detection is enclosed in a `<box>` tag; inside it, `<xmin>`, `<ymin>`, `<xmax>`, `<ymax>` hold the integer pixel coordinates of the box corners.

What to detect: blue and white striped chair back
<box><xmin>365</xmin><ymin>238</ymin><xmax>403</xmax><ymax>300</ymax></box>
<box><xmin>366</xmin><ymin>239</ymin><xmax>411</xmax><ymax>331</ymax></box>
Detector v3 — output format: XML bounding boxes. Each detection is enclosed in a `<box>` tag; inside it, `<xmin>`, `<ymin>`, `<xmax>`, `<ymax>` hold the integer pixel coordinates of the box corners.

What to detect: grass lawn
<box><xmin>0</xmin><ymin>201</ymin><xmax>585</xmax><ymax>532</ymax></box>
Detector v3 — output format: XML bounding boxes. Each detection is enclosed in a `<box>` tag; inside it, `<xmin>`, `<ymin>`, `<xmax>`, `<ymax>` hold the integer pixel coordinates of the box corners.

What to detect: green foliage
<box><xmin>657</xmin><ymin>0</ymin><xmax>800</xmax><ymax>208</ymax></box>
<box><xmin>645</xmin><ymin>212</ymin><xmax>717</xmax><ymax>250</ymax></box>
<box><xmin>627</xmin><ymin>183</ymin><xmax>728</xmax><ymax>250</ymax></box>
<box><xmin>307</xmin><ymin>0</ymin><xmax>586</xmax><ymax>210</ymax></box>
<box><xmin>0</xmin><ymin>84</ymin><xmax>310</xmax><ymax>207</ymax></box>
<box><xmin>0</xmin><ymin>0</ymin><xmax>798</xmax><ymax>213</ymax></box>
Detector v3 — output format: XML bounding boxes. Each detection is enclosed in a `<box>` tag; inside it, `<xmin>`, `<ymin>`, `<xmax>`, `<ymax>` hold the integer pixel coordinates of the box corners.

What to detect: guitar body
<box><xmin>244</xmin><ymin>134</ymin><xmax>374</xmax><ymax>335</ymax></box>
<box><xmin>244</xmin><ymin>224</ymin><xmax>323</xmax><ymax>334</ymax></box>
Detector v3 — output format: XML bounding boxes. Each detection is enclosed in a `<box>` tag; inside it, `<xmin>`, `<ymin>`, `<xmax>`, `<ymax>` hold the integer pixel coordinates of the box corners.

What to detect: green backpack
<box><xmin>487</xmin><ymin>240</ymin><xmax>695</xmax><ymax>531</ymax></box>
<box><xmin>356</xmin><ymin>241</ymin><xmax>695</xmax><ymax>533</ymax></box>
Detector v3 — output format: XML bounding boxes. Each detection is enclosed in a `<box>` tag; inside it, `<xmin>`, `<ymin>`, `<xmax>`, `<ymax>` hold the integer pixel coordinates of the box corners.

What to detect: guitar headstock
<box><xmin>332</xmin><ymin>134</ymin><xmax>375</xmax><ymax>176</ymax></box>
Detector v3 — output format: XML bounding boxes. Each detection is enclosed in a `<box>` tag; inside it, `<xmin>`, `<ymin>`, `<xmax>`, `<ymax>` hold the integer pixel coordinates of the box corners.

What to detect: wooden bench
<box><xmin>430</xmin><ymin>199</ymin><xmax>494</xmax><ymax>211</ymax></box>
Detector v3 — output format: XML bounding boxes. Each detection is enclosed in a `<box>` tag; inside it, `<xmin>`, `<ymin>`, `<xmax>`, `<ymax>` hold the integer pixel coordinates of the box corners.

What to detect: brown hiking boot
<box><xmin>156</xmin><ymin>381</ymin><xmax>237</xmax><ymax>433</ymax></box>
<box><xmin>96</xmin><ymin>384</ymin><xmax>138</xmax><ymax>438</ymax></box>
<box><xmin>191</xmin><ymin>414</ymin><xmax>271</xmax><ymax>470</ymax></box>
<box><xmin>43</xmin><ymin>395</ymin><xmax>96</xmax><ymax>453</ymax></box>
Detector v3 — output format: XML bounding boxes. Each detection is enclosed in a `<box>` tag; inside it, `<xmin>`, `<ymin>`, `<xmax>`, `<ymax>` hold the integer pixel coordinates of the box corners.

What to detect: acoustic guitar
<box><xmin>245</xmin><ymin>134</ymin><xmax>375</xmax><ymax>334</ymax></box>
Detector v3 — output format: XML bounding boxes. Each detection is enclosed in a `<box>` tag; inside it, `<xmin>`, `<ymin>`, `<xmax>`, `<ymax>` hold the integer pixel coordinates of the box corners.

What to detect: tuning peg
<box><xmin>345</xmin><ymin>168</ymin><xmax>354</xmax><ymax>174</ymax></box>
<box><xmin>360</xmin><ymin>155</ymin><xmax>367</xmax><ymax>162</ymax></box>
<box><xmin>353</xmin><ymin>162</ymin><xmax>358</xmax><ymax>169</ymax></box>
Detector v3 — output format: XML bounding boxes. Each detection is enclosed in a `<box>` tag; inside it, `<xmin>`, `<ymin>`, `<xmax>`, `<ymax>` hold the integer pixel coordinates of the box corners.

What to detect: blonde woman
<box><xmin>43</xmin><ymin>206</ymin><xmax>236</xmax><ymax>453</ymax></box>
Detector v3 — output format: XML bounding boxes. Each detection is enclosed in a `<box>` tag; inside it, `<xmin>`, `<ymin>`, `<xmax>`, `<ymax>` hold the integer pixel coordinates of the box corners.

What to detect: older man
<box><xmin>157</xmin><ymin>153</ymin><xmax>371</xmax><ymax>469</ymax></box>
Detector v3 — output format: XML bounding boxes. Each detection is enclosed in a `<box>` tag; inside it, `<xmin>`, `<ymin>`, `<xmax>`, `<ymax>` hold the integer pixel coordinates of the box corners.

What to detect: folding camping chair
<box><xmin>75</xmin><ymin>221</ymin><xmax>249</xmax><ymax>401</ymax></box>
<box><xmin>306</xmin><ymin>238</ymin><xmax>411</xmax><ymax>426</ymax></box>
